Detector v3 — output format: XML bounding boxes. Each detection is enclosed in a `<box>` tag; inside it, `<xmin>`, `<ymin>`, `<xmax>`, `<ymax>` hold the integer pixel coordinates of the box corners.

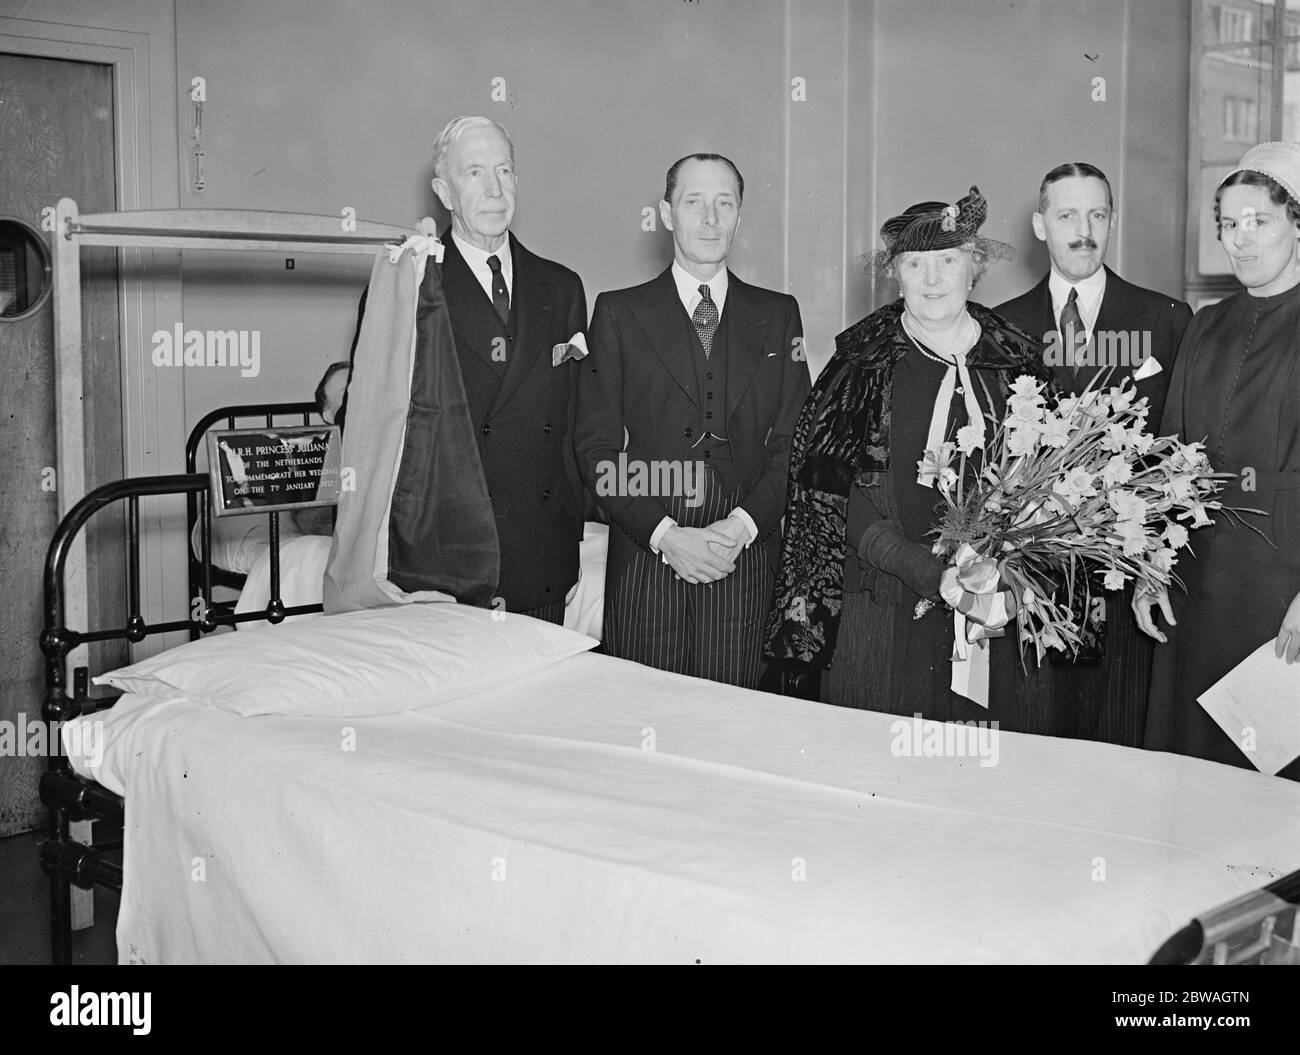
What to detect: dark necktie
<box><xmin>486</xmin><ymin>254</ymin><xmax>510</xmax><ymax>325</ymax></box>
<box><xmin>1059</xmin><ymin>286</ymin><xmax>1085</xmax><ymax>374</ymax></box>
<box><xmin>693</xmin><ymin>284</ymin><xmax>719</xmax><ymax>358</ymax></box>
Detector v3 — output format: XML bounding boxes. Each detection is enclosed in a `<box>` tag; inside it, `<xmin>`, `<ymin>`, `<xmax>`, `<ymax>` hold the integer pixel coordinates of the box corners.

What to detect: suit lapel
<box><xmin>628</xmin><ymin>269</ymin><xmax>700</xmax><ymax>408</ymax></box>
<box><xmin>723</xmin><ymin>273</ymin><xmax>774</xmax><ymax>418</ymax></box>
<box><xmin>490</xmin><ymin>234</ymin><xmax>552</xmax><ymax>415</ymax></box>
<box><xmin>440</xmin><ymin>234</ymin><xmax>508</xmax><ymax>377</ymax></box>
<box><xmin>1079</xmin><ymin>267</ymin><xmax>1146</xmax><ymax>391</ymax></box>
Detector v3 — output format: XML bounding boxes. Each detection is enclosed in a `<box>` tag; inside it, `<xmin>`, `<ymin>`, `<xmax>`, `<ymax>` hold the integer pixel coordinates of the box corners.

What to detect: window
<box><xmin>1220</xmin><ymin>6</ymin><xmax>1256</xmax><ymax>42</ymax></box>
<box><xmin>1223</xmin><ymin>95</ymin><xmax>1259</xmax><ymax>139</ymax></box>
<box><xmin>1188</xmin><ymin>0</ymin><xmax>1300</xmax><ymax>294</ymax></box>
<box><xmin>0</xmin><ymin>218</ymin><xmax>50</xmax><ymax>320</ymax></box>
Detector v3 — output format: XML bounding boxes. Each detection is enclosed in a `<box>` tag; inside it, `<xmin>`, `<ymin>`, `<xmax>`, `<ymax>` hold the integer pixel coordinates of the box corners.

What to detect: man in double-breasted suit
<box><xmin>997</xmin><ymin>161</ymin><xmax>1193</xmax><ymax>746</ymax></box>
<box><xmin>430</xmin><ymin>116</ymin><xmax>588</xmax><ymax>621</ymax></box>
<box><xmin>575</xmin><ymin>153</ymin><xmax>809</xmax><ymax>688</ymax></box>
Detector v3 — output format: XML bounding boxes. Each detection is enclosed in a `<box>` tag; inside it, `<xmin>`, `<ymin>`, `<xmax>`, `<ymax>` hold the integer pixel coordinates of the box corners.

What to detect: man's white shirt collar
<box><xmin>453</xmin><ymin>230</ymin><xmax>513</xmax><ymax>300</ymax></box>
<box><xmin>1048</xmin><ymin>265</ymin><xmax>1106</xmax><ymax>334</ymax></box>
<box><xmin>672</xmin><ymin>261</ymin><xmax>728</xmax><ymax>316</ymax></box>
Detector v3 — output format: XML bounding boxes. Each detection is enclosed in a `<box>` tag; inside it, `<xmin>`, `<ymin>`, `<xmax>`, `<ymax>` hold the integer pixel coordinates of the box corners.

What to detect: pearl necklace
<box><xmin>900</xmin><ymin>311</ymin><xmax>979</xmax><ymax>364</ymax></box>
<box><xmin>903</xmin><ymin>327</ymin><xmax>952</xmax><ymax>367</ymax></box>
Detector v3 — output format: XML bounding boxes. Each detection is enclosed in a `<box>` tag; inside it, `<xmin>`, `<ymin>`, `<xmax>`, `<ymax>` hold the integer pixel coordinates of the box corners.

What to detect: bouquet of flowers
<box><xmin>919</xmin><ymin>373</ymin><xmax>1242</xmax><ymax>666</ymax></box>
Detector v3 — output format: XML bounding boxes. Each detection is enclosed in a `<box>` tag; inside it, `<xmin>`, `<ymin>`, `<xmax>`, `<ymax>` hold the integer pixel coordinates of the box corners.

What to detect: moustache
<box><xmin>1068</xmin><ymin>238</ymin><xmax>1098</xmax><ymax>250</ymax></box>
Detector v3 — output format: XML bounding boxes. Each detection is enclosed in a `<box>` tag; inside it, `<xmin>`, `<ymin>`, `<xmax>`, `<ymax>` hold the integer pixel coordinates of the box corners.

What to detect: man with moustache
<box><xmin>348</xmin><ymin>116</ymin><xmax>587</xmax><ymax>621</ymax></box>
<box><xmin>575</xmin><ymin>153</ymin><xmax>808</xmax><ymax>688</ymax></box>
<box><xmin>997</xmin><ymin>161</ymin><xmax>1192</xmax><ymax>746</ymax></box>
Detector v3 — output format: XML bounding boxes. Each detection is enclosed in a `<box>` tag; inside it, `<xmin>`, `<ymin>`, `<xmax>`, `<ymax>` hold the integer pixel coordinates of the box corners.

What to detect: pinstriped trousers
<box><xmin>602</xmin><ymin>467</ymin><xmax>773</xmax><ymax>689</ymax></box>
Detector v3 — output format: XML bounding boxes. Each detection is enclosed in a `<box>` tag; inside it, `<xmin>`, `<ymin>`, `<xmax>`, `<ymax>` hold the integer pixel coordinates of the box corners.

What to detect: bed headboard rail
<box><xmin>183</xmin><ymin>401</ymin><xmax>319</xmax><ymax>630</ymax></box>
<box><xmin>53</xmin><ymin>200</ymin><xmax>412</xmax><ymax>703</ymax></box>
<box><xmin>42</xmin><ymin>472</ymin><xmax>323</xmax><ymax>724</ymax></box>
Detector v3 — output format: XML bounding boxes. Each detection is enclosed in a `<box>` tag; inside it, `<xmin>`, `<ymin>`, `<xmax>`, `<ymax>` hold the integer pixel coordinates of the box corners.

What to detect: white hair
<box><xmin>431</xmin><ymin>116</ymin><xmax>513</xmax><ymax>179</ymax></box>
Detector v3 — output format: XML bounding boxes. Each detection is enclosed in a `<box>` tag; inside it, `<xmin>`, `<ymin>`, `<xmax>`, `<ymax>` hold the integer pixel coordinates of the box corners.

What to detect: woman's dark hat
<box><xmin>862</xmin><ymin>185</ymin><xmax>1014</xmax><ymax>275</ymax></box>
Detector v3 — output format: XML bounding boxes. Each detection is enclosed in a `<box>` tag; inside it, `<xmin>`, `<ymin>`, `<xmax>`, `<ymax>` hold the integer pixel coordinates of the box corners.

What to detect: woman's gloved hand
<box><xmin>939</xmin><ymin>559</ymin><xmax>1017</xmax><ymax>630</ymax></box>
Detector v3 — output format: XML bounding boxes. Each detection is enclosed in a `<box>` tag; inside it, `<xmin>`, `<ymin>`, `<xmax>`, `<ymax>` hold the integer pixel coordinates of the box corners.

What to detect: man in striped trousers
<box><xmin>575</xmin><ymin>153</ymin><xmax>809</xmax><ymax>688</ymax></box>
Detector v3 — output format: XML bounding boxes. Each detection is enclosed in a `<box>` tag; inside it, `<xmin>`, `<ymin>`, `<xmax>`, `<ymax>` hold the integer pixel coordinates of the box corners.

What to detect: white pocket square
<box><xmin>553</xmin><ymin>332</ymin><xmax>590</xmax><ymax>366</ymax></box>
<box><xmin>1132</xmin><ymin>356</ymin><xmax>1163</xmax><ymax>381</ymax></box>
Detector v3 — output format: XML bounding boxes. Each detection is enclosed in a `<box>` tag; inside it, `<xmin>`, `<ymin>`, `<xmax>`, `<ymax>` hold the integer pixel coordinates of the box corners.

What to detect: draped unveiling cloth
<box><xmin>323</xmin><ymin>232</ymin><xmax>500</xmax><ymax>612</ymax></box>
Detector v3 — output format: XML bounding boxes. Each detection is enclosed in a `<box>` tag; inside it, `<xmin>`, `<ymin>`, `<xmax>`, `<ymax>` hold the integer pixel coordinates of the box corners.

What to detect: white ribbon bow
<box><xmin>386</xmin><ymin>217</ymin><xmax>444</xmax><ymax>274</ymax></box>
<box><xmin>938</xmin><ymin>543</ymin><xmax>1009</xmax><ymax>708</ymax></box>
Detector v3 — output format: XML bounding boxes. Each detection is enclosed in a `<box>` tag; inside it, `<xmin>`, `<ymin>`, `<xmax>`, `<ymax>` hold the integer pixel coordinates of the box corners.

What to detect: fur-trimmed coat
<box><xmin>763</xmin><ymin>299</ymin><xmax>1054</xmax><ymax>668</ymax></box>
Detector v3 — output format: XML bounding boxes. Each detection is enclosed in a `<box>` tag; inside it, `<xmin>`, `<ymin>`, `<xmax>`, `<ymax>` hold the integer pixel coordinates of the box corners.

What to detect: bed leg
<box><xmin>50</xmin><ymin>868</ymin><xmax>73</xmax><ymax>965</ymax></box>
<box><xmin>70</xmin><ymin>819</ymin><xmax>95</xmax><ymax>931</ymax></box>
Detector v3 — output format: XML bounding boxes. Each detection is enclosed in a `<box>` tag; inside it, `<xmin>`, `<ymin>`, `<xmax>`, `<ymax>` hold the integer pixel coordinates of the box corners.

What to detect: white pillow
<box><xmin>235</xmin><ymin>534</ymin><xmax>331</xmax><ymax>620</ymax></box>
<box><xmin>95</xmin><ymin>604</ymin><xmax>598</xmax><ymax>718</ymax></box>
<box><xmin>190</xmin><ymin>512</ymin><xmax>301</xmax><ymax>575</ymax></box>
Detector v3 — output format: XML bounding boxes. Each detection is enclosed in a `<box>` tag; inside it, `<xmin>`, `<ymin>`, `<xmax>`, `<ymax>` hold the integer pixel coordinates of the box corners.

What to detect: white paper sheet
<box><xmin>1198</xmin><ymin>639</ymin><xmax>1300</xmax><ymax>775</ymax></box>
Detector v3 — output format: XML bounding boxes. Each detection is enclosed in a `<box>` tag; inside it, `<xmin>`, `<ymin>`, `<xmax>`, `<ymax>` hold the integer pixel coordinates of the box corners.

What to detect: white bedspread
<box><xmin>67</xmin><ymin>652</ymin><xmax>1300</xmax><ymax>964</ymax></box>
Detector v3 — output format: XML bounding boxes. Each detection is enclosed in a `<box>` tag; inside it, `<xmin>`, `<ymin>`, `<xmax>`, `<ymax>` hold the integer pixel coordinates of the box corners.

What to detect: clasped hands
<box><xmin>1134</xmin><ymin>583</ymin><xmax>1300</xmax><ymax>664</ymax></box>
<box><xmin>659</xmin><ymin>515</ymin><xmax>749</xmax><ymax>584</ymax></box>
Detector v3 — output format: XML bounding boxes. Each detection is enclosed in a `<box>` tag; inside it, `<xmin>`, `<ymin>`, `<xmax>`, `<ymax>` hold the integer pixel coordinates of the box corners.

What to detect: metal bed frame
<box><xmin>38</xmin><ymin>202</ymin><xmax>413</xmax><ymax>964</ymax></box>
<box><xmin>39</xmin><ymin>414</ymin><xmax>331</xmax><ymax>964</ymax></box>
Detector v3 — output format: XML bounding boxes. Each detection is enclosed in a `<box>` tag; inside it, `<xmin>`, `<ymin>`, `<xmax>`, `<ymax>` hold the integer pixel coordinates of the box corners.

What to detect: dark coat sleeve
<box><xmin>1158</xmin><ymin>305</ymin><xmax>1207</xmax><ymax>439</ymax></box>
<box><xmin>736</xmin><ymin>295</ymin><xmax>810</xmax><ymax>534</ymax></box>
<box><xmin>847</xmin><ymin>484</ymin><xmax>945</xmax><ymax>598</ymax></box>
<box><xmin>575</xmin><ymin>292</ymin><xmax>674</xmax><ymax>546</ymax></box>
<box><xmin>1136</xmin><ymin>298</ymin><xmax>1193</xmax><ymax>429</ymax></box>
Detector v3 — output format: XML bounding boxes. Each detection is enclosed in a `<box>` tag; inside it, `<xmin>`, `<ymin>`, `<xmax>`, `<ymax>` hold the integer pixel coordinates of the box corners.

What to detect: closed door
<box><xmin>0</xmin><ymin>53</ymin><xmax>123</xmax><ymax>836</ymax></box>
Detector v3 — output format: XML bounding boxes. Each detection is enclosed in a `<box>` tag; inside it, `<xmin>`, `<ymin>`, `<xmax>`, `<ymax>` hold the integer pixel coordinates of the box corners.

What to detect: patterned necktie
<box><xmin>1059</xmin><ymin>286</ymin><xmax>1085</xmax><ymax>375</ymax></box>
<box><xmin>486</xmin><ymin>254</ymin><xmax>510</xmax><ymax>325</ymax></box>
<box><xmin>693</xmin><ymin>284</ymin><xmax>719</xmax><ymax>358</ymax></box>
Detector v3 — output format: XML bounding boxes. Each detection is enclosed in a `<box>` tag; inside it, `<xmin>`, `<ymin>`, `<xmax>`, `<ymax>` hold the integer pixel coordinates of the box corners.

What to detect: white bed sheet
<box><xmin>68</xmin><ymin>652</ymin><xmax>1300</xmax><ymax>964</ymax></box>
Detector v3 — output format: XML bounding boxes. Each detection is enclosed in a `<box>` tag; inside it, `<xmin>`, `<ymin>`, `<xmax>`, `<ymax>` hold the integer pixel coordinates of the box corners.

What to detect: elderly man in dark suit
<box><xmin>340</xmin><ymin>118</ymin><xmax>586</xmax><ymax>618</ymax></box>
<box><xmin>428</xmin><ymin>115</ymin><xmax>588</xmax><ymax>622</ymax></box>
<box><xmin>997</xmin><ymin>161</ymin><xmax>1193</xmax><ymax>746</ymax></box>
<box><xmin>575</xmin><ymin>153</ymin><xmax>809</xmax><ymax>688</ymax></box>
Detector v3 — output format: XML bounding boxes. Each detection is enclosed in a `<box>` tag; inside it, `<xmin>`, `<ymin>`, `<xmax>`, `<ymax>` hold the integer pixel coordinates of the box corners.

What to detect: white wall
<box><xmin>7</xmin><ymin>0</ymin><xmax>1194</xmax><ymax>626</ymax></box>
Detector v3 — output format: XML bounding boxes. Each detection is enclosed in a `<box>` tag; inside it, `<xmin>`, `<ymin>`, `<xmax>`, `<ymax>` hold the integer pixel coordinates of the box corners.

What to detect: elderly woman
<box><xmin>1139</xmin><ymin>143</ymin><xmax>1300</xmax><ymax>780</ymax></box>
<box><xmin>765</xmin><ymin>187</ymin><xmax>1057</xmax><ymax>724</ymax></box>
